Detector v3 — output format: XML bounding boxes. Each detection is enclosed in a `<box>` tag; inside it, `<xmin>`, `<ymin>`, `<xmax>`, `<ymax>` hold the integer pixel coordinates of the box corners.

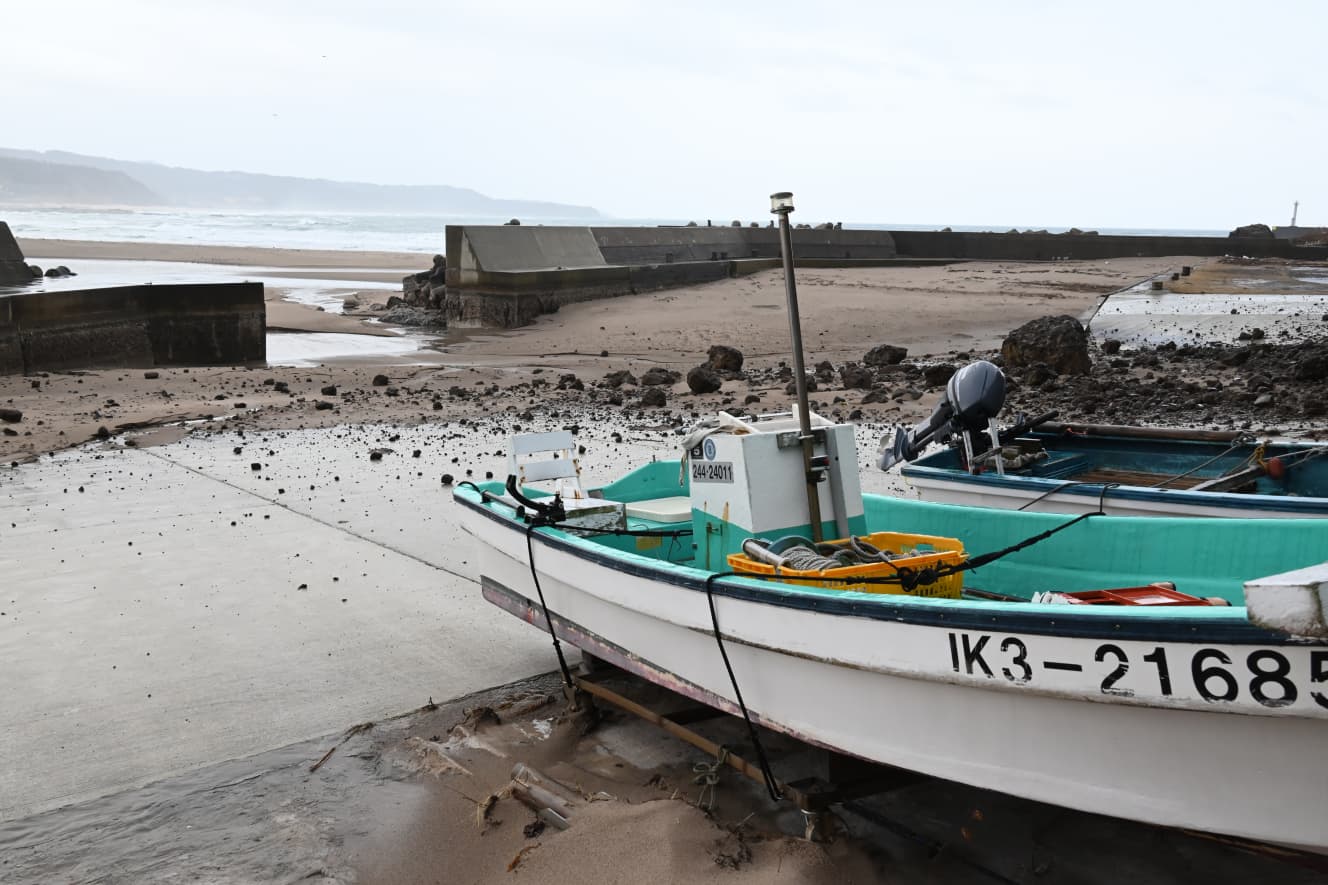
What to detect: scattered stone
<box><xmin>0</xmin><ymin>408</ymin><xmax>21</xmax><ymax>423</ymax></box>
<box><xmin>251</xmin><ymin>463</ymin><xmax>262</xmax><ymax>471</ymax></box>
<box><xmin>441</xmin><ymin>473</ymin><xmax>454</xmax><ymax>485</ymax></box>
<box><xmin>372</xmin><ymin>374</ymin><xmax>390</xmax><ymax>387</ymax></box>
<box><xmin>321</xmin><ymin>385</ymin><xmax>338</xmax><ymax>396</ymax></box>
<box><xmin>863</xmin><ymin>344</ymin><xmax>908</xmax><ymax>366</ymax></box>
<box><xmin>314</xmin><ymin>400</ymin><xmax>334</xmax><ymax>411</ymax></box>
<box><xmin>95</xmin><ymin>425</ymin><xmax>111</xmax><ymax>439</ymax></box>
<box><xmin>143</xmin><ymin>371</ymin><xmax>160</xmax><ymax>380</ymax></box>
<box><xmin>1101</xmin><ymin>339</ymin><xmax>1122</xmax><ymax>355</ymax></box>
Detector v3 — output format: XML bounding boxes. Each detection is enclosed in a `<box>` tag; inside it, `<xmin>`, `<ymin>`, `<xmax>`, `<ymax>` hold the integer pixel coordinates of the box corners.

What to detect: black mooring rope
<box><xmin>524</xmin><ymin>521</ymin><xmax>576</xmax><ymax>690</ymax></box>
<box><xmin>705</xmin><ymin>572</ymin><xmax>784</xmax><ymax>803</ymax></box>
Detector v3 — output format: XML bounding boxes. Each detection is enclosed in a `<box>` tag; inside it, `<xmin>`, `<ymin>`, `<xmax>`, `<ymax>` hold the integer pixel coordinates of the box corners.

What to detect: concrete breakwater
<box><xmin>441</xmin><ymin>224</ymin><xmax>1328</xmax><ymax>329</ymax></box>
<box><xmin>443</xmin><ymin>224</ymin><xmax>902</xmax><ymax>327</ymax></box>
<box><xmin>1</xmin><ymin>282</ymin><xmax>265</xmax><ymax>374</ymax></box>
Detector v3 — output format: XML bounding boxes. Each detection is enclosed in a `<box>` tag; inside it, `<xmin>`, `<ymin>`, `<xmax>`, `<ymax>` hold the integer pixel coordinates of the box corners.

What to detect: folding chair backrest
<box><xmin>508</xmin><ymin>430</ymin><xmax>585</xmax><ymax>499</ymax></box>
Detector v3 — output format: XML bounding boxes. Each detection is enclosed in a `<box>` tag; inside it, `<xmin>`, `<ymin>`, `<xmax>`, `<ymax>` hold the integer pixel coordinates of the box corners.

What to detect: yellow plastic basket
<box><xmin>727</xmin><ymin>531</ymin><xmax>965</xmax><ymax>598</ymax></box>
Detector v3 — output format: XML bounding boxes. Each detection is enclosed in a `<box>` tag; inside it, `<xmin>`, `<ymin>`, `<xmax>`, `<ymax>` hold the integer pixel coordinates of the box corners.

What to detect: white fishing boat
<box><xmin>456</xmin><ymin>193</ymin><xmax>1328</xmax><ymax>852</ymax></box>
<box><xmin>455</xmin><ymin>415</ymin><xmax>1328</xmax><ymax>853</ymax></box>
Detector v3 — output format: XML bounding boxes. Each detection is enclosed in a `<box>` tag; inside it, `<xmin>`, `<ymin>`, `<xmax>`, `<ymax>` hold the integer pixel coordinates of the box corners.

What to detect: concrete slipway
<box><xmin>0</xmin><ymin>417</ymin><xmax>905</xmax><ymax>822</ymax></box>
<box><xmin>0</xmin><ymin>420</ymin><xmax>575</xmax><ymax>821</ymax></box>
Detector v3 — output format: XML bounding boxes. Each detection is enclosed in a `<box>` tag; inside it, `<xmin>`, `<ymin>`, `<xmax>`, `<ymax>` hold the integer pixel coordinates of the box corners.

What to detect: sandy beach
<box><xmin>5</xmin><ymin>241</ymin><xmax>1327</xmax><ymax>883</ymax></box>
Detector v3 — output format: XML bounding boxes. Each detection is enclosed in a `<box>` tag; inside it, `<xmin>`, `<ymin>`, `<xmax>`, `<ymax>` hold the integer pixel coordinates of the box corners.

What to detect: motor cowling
<box><xmin>878</xmin><ymin>360</ymin><xmax>1006</xmax><ymax>470</ymax></box>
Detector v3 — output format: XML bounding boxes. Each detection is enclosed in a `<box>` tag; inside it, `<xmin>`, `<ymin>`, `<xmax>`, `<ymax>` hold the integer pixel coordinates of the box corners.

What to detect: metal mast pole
<box><xmin>770</xmin><ymin>192</ymin><xmax>824</xmax><ymax>541</ymax></box>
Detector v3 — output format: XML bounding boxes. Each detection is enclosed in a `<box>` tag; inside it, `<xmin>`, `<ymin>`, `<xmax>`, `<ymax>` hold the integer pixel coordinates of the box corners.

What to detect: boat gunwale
<box><xmin>454</xmin><ymin>485</ymin><xmax>1322</xmax><ymax>647</ymax></box>
<box><xmin>902</xmin><ymin>433</ymin><xmax>1328</xmax><ymax>514</ymax></box>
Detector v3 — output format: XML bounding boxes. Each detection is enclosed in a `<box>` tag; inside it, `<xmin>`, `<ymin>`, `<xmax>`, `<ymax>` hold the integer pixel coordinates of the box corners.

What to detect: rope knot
<box><xmin>693</xmin><ymin>746</ymin><xmax>731</xmax><ymax>810</ymax></box>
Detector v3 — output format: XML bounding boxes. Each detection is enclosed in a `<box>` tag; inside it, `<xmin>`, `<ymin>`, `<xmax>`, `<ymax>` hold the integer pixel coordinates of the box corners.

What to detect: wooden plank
<box><xmin>1040</xmin><ymin>422</ymin><xmax>1247</xmax><ymax>444</ymax></box>
<box><xmin>1191</xmin><ymin>464</ymin><xmax>1265</xmax><ymax>493</ymax></box>
<box><xmin>1069</xmin><ymin>468</ymin><xmax>1206</xmax><ymax>489</ymax></box>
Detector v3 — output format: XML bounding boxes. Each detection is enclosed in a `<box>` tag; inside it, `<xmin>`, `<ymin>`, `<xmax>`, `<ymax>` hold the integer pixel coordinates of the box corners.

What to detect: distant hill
<box><xmin>0</xmin><ymin>155</ymin><xmax>163</xmax><ymax>206</ymax></box>
<box><xmin>0</xmin><ymin>148</ymin><xmax>600</xmax><ymax>217</ymax></box>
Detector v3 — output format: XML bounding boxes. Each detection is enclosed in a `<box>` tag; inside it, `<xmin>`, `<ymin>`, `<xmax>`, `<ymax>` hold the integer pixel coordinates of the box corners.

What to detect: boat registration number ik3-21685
<box><xmin>691</xmin><ymin>461</ymin><xmax>734</xmax><ymax>483</ymax></box>
<box><xmin>946</xmin><ymin>631</ymin><xmax>1328</xmax><ymax>713</ymax></box>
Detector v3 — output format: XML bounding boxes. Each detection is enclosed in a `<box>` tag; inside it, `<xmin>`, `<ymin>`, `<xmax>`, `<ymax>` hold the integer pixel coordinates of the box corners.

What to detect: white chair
<box><xmin>508</xmin><ymin>430</ymin><xmax>587</xmax><ymax>500</ymax></box>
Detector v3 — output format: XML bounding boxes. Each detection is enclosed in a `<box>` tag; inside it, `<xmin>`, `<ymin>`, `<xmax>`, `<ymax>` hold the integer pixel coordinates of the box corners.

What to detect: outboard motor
<box><xmin>878</xmin><ymin>360</ymin><xmax>1007</xmax><ymax>471</ymax></box>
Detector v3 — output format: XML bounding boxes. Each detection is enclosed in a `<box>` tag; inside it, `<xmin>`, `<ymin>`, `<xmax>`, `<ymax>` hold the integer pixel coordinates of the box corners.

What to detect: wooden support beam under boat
<box><xmin>572</xmin><ymin>669</ymin><xmax>927</xmax><ymax>838</ymax></box>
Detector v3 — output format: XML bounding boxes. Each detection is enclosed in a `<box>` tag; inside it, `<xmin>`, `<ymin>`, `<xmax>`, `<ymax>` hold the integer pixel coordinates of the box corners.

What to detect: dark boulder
<box><xmin>639</xmin><ymin>387</ymin><xmax>667</xmax><ymax>407</ymax></box>
<box><xmin>922</xmin><ymin>363</ymin><xmax>957</xmax><ymax>388</ymax></box>
<box><xmin>1229</xmin><ymin>223</ymin><xmax>1274</xmax><ymax>239</ymax></box>
<box><xmin>640</xmin><ymin>367</ymin><xmax>681</xmax><ymax>386</ymax></box>
<box><xmin>1001</xmin><ymin>315</ymin><xmax>1091</xmax><ymax>375</ymax></box>
<box><xmin>838</xmin><ymin>363</ymin><xmax>875</xmax><ymax>390</ymax></box>
<box><xmin>706</xmin><ymin>345</ymin><xmax>744</xmax><ymax>373</ymax></box>
<box><xmin>1294</xmin><ymin>351</ymin><xmax>1328</xmax><ymax>382</ymax></box>
<box><xmin>863</xmin><ymin>344</ymin><xmax>908</xmax><ymax>366</ymax></box>
<box><xmin>686</xmin><ymin>365</ymin><xmax>723</xmax><ymax>394</ymax></box>
<box><xmin>602</xmin><ymin>370</ymin><xmax>638</xmax><ymax>388</ymax></box>
<box><xmin>381</xmin><ymin>306</ymin><xmax>446</xmax><ymax>327</ymax></box>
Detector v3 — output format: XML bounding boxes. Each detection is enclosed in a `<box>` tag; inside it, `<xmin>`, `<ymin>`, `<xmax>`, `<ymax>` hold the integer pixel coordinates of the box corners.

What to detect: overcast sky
<box><xmin>5</xmin><ymin>1</ymin><xmax>1324</xmax><ymax>229</ymax></box>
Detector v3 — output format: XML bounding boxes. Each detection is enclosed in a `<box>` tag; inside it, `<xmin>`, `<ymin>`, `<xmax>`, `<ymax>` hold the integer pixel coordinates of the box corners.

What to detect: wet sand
<box><xmin>16</xmin><ymin>237</ymin><xmax>428</xmax><ymax>269</ymax></box>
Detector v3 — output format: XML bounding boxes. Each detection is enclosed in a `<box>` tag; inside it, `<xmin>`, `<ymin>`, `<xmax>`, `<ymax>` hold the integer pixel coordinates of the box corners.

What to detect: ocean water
<box><xmin>0</xmin><ymin>207</ymin><xmax>1227</xmax><ymax>254</ymax></box>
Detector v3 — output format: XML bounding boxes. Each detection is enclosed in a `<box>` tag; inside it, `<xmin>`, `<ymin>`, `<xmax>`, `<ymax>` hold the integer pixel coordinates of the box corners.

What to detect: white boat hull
<box><xmin>461</xmin><ymin>507</ymin><xmax>1328</xmax><ymax>852</ymax></box>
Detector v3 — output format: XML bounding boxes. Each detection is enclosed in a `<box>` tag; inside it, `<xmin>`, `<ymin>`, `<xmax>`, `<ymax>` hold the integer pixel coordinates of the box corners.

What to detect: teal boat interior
<box><xmin>463</xmin><ymin>460</ymin><xmax>1328</xmax><ymax>612</ymax></box>
<box><xmin>907</xmin><ymin>432</ymin><xmax>1328</xmax><ymax>500</ymax></box>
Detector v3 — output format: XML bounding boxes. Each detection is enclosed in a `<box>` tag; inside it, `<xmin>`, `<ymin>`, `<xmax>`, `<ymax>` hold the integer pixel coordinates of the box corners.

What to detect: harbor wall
<box><xmin>442</xmin><ymin>224</ymin><xmax>1328</xmax><ymax>328</ymax></box>
<box><xmin>443</xmin><ymin>224</ymin><xmax>900</xmax><ymax>327</ymax></box>
<box><xmin>886</xmin><ymin>230</ymin><xmax>1328</xmax><ymax>261</ymax></box>
<box><xmin>0</xmin><ymin>221</ymin><xmax>31</xmax><ymax>286</ymax></box>
<box><xmin>0</xmin><ymin>282</ymin><xmax>265</xmax><ymax>374</ymax></box>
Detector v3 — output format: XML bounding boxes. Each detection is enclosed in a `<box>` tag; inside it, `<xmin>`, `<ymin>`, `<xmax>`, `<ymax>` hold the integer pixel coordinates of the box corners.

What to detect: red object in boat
<box><xmin>1266</xmin><ymin>457</ymin><xmax>1286</xmax><ymax>480</ymax></box>
<box><xmin>1061</xmin><ymin>583</ymin><xmax>1215</xmax><ymax>606</ymax></box>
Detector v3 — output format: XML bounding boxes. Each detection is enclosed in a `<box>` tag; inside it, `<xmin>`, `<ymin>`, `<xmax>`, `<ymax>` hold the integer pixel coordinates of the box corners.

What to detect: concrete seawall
<box><xmin>0</xmin><ymin>282</ymin><xmax>265</xmax><ymax>374</ymax></box>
